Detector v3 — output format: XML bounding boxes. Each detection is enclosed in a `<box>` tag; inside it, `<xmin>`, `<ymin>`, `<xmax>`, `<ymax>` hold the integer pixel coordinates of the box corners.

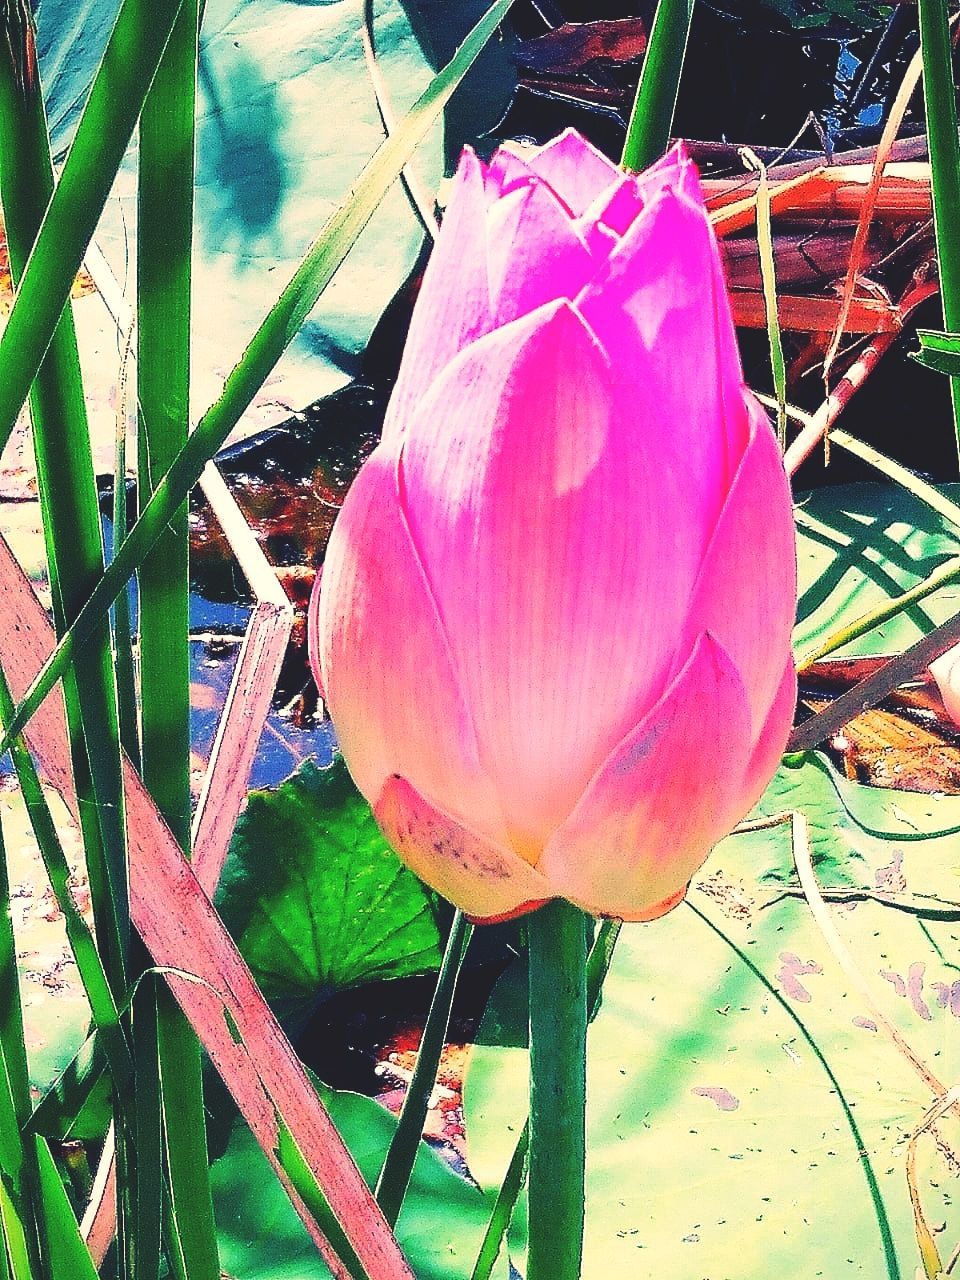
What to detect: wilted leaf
<box><xmin>516</xmin><ymin>20</ymin><xmax>647</xmax><ymax>76</ymax></box>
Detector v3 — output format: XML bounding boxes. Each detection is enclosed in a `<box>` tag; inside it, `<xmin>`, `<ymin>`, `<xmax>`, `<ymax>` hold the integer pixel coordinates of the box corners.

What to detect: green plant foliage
<box><xmin>794</xmin><ymin>480</ymin><xmax>960</xmax><ymax>658</ymax></box>
<box><xmin>33</xmin><ymin>0</ymin><xmax>515</xmax><ymax>450</ymax></box>
<box><xmin>464</xmin><ymin>748</ymin><xmax>960</xmax><ymax>1278</ymax></box>
<box><xmin>215</xmin><ymin>759</ymin><xmax>444</xmax><ymax>1017</ymax></box>
<box><xmin>211</xmin><ymin>1081</ymin><xmax>507</xmax><ymax>1280</ymax></box>
<box><xmin>735</xmin><ymin>0</ymin><xmax>890</xmax><ymax>32</ymax></box>
<box><xmin>913</xmin><ymin>329</ymin><xmax>960</xmax><ymax>379</ymax></box>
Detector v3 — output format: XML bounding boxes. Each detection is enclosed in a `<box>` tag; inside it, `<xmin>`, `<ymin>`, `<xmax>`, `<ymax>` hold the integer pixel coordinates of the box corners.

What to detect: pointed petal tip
<box><xmin>524</xmin><ymin>128</ymin><xmax>621</xmax><ymax>216</ymax></box>
<box><xmin>538</xmin><ymin>632</ymin><xmax>753</xmax><ymax>920</ymax></box>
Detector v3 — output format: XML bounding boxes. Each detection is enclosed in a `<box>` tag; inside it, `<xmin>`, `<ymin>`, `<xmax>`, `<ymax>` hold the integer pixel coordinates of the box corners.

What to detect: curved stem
<box><xmin>526</xmin><ymin>900</ymin><xmax>588</xmax><ymax>1280</ymax></box>
<box><xmin>470</xmin><ymin>1127</ymin><xmax>528</xmax><ymax>1280</ymax></box>
<box><xmin>376</xmin><ymin>911</ymin><xmax>473</xmax><ymax>1226</ymax></box>
<box><xmin>917</xmin><ymin>0</ymin><xmax>960</xmax><ymax>462</ymax></box>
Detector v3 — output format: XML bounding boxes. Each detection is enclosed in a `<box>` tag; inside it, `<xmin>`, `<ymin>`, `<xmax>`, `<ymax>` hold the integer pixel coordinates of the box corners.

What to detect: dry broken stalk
<box><xmin>781</xmin><ymin>275</ymin><xmax>940</xmax><ymax>474</ymax></box>
<box><xmin>823</xmin><ymin>39</ymin><xmax>927</xmax><ymax>385</ymax></box>
<box><xmin>0</xmin><ymin>529</ymin><xmax>413</xmax><ymax>1280</ymax></box>
<box><xmin>191</xmin><ymin>461</ymin><xmax>294</xmax><ymax>887</ymax></box>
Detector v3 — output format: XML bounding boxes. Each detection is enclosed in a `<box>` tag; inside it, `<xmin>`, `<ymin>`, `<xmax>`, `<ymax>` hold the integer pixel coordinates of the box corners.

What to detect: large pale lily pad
<box><xmin>27</xmin><ymin>0</ymin><xmax>516</xmax><ymax>473</ymax></box>
<box><xmin>794</xmin><ymin>481</ymin><xmax>960</xmax><ymax>659</ymax></box>
<box><xmin>464</xmin><ymin>752</ymin><xmax>960</xmax><ymax>1278</ymax></box>
<box><xmin>0</xmin><ymin>784</ymin><xmax>90</xmax><ymax>1093</ymax></box>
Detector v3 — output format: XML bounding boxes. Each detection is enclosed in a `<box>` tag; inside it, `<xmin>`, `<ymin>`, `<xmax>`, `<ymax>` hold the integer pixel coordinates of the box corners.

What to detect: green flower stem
<box><xmin>620</xmin><ymin>0</ymin><xmax>695</xmax><ymax>172</ymax></box>
<box><xmin>136</xmin><ymin>3</ymin><xmax>221</xmax><ymax>1276</ymax></box>
<box><xmin>471</xmin><ymin>918</ymin><xmax>621</xmax><ymax>1280</ymax></box>
<box><xmin>526</xmin><ymin>900</ymin><xmax>589</xmax><ymax>1280</ymax></box>
<box><xmin>376</xmin><ymin>911</ymin><xmax>473</xmax><ymax>1226</ymax></box>
<box><xmin>917</xmin><ymin>0</ymin><xmax>960</xmax><ymax>461</ymax></box>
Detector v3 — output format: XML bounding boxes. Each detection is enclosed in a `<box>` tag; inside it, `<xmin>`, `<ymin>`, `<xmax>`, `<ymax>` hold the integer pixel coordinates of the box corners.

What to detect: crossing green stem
<box><xmin>376</xmin><ymin>912</ymin><xmax>473</xmax><ymax>1225</ymax></box>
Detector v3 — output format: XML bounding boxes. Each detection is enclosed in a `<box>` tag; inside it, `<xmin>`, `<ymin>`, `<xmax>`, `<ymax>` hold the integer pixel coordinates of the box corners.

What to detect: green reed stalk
<box><xmin>112</xmin><ymin>367</ymin><xmax>141</xmax><ymax>770</ymax></box>
<box><xmin>0</xmin><ymin>812</ymin><xmax>44</xmax><ymax>1279</ymax></box>
<box><xmin>0</xmin><ymin>4</ymin><xmax>129</xmax><ymax>992</ymax></box>
<box><xmin>621</xmin><ymin>0</ymin><xmax>695</xmax><ymax>171</ymax></box>
<box><xmin>917</xmin><ymin>0</ymin><xmax>960</xmax><ymax>461</ymax></box>
<box><xmin>0</xmin><ymin>0</ymin><xmax>184</xmax><ymax>451</ymax></box>
<box><xmin>136</xmin><ymin>4</ymin><xmax>220</xmax><ymax>1276</ymax></box>
<box><xmin>33</xmin><ymin>1139</ymin><xmax>99</xmax><ymax>1280</ymax></box>
<box><xmin>376</xmin><ymin>912</ymin><xmax>473</xmax><ymax>1225</ymax></box>
<box><xmin>0</xmin><ymin>667</ymin><xmax>132</xmax><ymax>1095</ymax></box>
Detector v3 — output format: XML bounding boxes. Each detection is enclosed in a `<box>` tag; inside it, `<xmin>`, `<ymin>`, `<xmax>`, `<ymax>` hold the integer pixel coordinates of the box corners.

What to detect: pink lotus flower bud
<box><xmin>310</xmin><ymin>130</ymin><xmax>797</xmax><ymax>923</ymax></box>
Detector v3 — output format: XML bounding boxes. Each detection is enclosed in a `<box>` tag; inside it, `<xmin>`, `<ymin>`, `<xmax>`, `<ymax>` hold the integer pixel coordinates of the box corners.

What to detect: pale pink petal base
<box><xmin>538</xmin><ymin>634</ymin><xmax>753</xmax><ymax>921</ymax></box>
<box><xmin>740</xmin><ymin>657</ymin><xmax>797</xmax><ymax>806</ymax></box>
<box><xmin>374</xmin><ymin>776</ymin><xmax>556</xmax><ymax>922</ymax></box>
<box><xmin>930</xmin><ymin>646</ymin><xmax>960</xmax><ymax>725</ymax></box>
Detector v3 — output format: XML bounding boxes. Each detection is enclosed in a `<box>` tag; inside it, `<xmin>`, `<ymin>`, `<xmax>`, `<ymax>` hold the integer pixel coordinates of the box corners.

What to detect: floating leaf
<box><xmin>215</xmin><ymin>758</ymin><xmax>444</xmax><ymax>1018</ymax></box>
<box><xmin>31</xmin><ymin>0</ymin><xmax>516</xmax><ymax>465</ymax></box>
<box><xmin>212</xmin><ymin>1079</ymin><xmax>507</xmax><ymax>1280</ymax></box>
<box><xmin>794</xmin><ymin>481</ymin><xmax>960</xmax><ymax>661</ymax></box>
<box><xmin>1</xmin><ymin>787</ymin><xmax>89</xmax><ymax>1094</ymax></box>
<box><xmin>463</xmin><ymin>753</ymin><xmax>960</xmax><ymax>1277</ymax></box>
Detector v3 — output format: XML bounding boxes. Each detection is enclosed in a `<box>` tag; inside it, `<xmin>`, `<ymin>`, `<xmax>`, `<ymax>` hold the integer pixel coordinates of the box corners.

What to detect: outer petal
<box><xmin>307</xmin><ymin>567</ymin><xmax>325</xmax><ymax>701</ymax></box>
<box><xmin>576</xmin><ymin>187</ymin><xmax>749</xmax><ymax>533</ymax></box>
<box><xmin>484</xmin><ymin>179</ymin><xmax>597</xmax><ymax>328</ymax></box>
<box><xmin>485</xmin><ymin>144</ymin><xmax>539</xmax><ymax>199</ymax></box>
<box><xmin>739</xmin><ymin>656</ymin><xmax>797</xmax><ymax>805</ymax></box>
<box><xmin>677</xmin><ymin>396</ymin><xmax>796</xmax><ymax>731</ymax></box>
<box><xmin>316</xmin><ymin>446</ymin><xmax>506</xmax><ymax>844</ymax></box>
<box><xmin>375</xmin><ymin>776</ymin><xmax>554</xmax><ymax>921</ymax></box>
<box><xmin>381</xmin><ymin>148</ymin><xmax>494</xmax><ymax>447</ymax></box>
<box><xmin>538</xmin><ymin>634</ymin><xmax>754</xmax><ymax>921</ymax></box>
<box><xmin>400</xmin><ymin>300</ymin><xmax>701</xmax><ymax>853</ymax></box>
<box><xmin>524</xmin><ymin>127</ymin><xmax>621</xmax><ymax>216</ymax></box>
